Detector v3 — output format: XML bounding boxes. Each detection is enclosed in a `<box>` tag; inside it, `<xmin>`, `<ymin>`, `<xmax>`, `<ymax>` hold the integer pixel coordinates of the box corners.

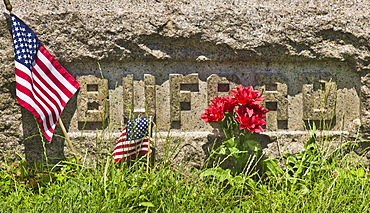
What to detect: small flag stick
<box><xmin>146</xmin><ymin>116</ymin><xmax>153</xmax><ymax>173</ymax></box>
<box><xmin>3</xmin><ymin>0</ymin><xmax>12</xmax><ymax>13</ymax></box>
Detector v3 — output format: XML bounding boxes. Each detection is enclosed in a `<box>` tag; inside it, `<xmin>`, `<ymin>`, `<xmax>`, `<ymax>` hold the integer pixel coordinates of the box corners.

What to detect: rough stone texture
<box><xmin>2</xmin><ymin>0</ymin><xmax>370</xmax><ymax>66</ymax></box>
<box><xmin>1</xmin><ymin>0</ymin><xmax>370</xmax><ymax>168</ymax></box>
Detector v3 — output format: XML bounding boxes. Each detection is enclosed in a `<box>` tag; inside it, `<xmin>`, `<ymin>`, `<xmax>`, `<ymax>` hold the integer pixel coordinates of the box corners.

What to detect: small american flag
<box><xmin>112</xmin><ymin>117</ymin><xmax>152</xmax><ymax>162</ymax></box>
<box><xmin>11</xmin><ymin>14</ymin><xmax>80</xmax><ymax>141</ymax></box>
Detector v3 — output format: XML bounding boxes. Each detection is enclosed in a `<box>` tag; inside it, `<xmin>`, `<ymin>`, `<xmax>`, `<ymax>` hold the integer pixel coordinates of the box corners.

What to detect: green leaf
<box><xmin>139</xmin><ymin>202</ymin><xmax>155</xmax><ymax>207</ymax></box>
<box><xmin>261</xmin><ymin>158</ymin><xmax>284</xmax><ymax>177</ymax></box>
<box><xmin>284</xmin><ymin>153</ymin><xmax>293</xmax><ymax>157</ymax></box>
<box><xmin>350</xmin><ymin>168</ymin><xmax>365</xmax><ymax>178</ymax></box>
<box><xmin>228</xmin><ymin>147</ymin><xmax>240</xmax><ymax>154</ymax></box>
<box><xmin>228</xmin><ymin>147</ymin><xmax>241</xmax><ymax>158</ymax></box>
<box><xmin>200</xmin><ymin>168</ymin><xmax>233</xmax><ymax>182</ymax></box>
<box><xmin>296</xmin><ymin>183</ymin><xmax>309</xmax><ymax>195</ymax></box>
<box><xmin>245</xmin><ymin>139</ymin><xmax>262</xmax><ymax>153</ymax></box>
<box><xmin>225</xmin><ymin>137</ymin><xmax>236</xmax><ymax>148</ymax></box>
<box><xmin>305</xmin><ymin>143</ymin><xmax>318</xmax><ymax>152</ymax></box>
<box><xmin>218</xmin><ymin>147</ymin><xmax>227</xmax><ymax>155</ymax></box>
<box><xmin>357</xmin><ymin>168</ymin><xmax>365</xmax><ymax>178</ymax></box>
<box><xmin>304</xmin><ymin>131</ymin><xmax>317</xmax><ymax>148</ymax></box>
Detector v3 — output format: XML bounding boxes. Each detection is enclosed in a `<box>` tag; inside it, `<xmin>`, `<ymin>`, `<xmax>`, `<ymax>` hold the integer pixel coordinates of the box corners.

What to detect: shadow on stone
<box><xmin>202</xmin><ymin>132</ymin><xmax>271</xmax><ymax>174</ymax></box>
<box><xmin>21</xmin><ymin>95</ymin><xmax>78</xmax><ymax>166</ymax></box>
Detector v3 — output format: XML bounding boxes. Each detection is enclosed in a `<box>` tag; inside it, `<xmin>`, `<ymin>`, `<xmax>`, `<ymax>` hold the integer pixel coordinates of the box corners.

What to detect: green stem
<box><xmin>221</xmin><ymin>115</ymin><xmax>233</xmax><ymax>139</ymax></box>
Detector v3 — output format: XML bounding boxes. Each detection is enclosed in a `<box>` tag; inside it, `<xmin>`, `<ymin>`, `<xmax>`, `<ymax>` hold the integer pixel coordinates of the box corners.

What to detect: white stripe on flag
<box><xmin>15</xmin><ymin>61</ymin><xmax>32</xmax><ymax>79</ymax></box>
<box><xmin>32</xmin><ymin>80</ymin><xmax>63</xmax><ymax>116</ymax></box>
<box><xmin>15</xmin><ymin>61</ymin><xmax>58</xmax><ymax>136</ymax></box>
<box><xmin>37</xmin><ymin>51</ymin><xmax>78</xmax><ymax>94</ymax></box>
<box><xmin>113</xmin><ymin>147</ymin><xmax>151</xmax><ymax>161</ymax></box>
<box><xmin>31</xmin><ymin>82</ymin><xmax>60</xmax><ymax>128</ymax></box>
<box><xmin>33</xmin><ymin>62</ymin><xmax>70</xmax><ymax>104</ymax></box>
<box><xmin>32</xmin><ymin>68</ymin><xmax>64</xmax><ymax>110</ymax></box>
<box><xmin>112</xmin><ymin>141</ymin><xmax>150</xmax><ymax>155</ymax></box>
<box><xmin>115</xmin><ymin>137</ymin><xmax>148</xmax><ymax>146</ymax></box>
<box><xmin>11</xmin><ymin>13</ymin><xmax>80</xmax><ymax>141</ymax></box>
<box><xmin>15</xmin><ymin>88</ymin><xmax>53</xmax><ymax>139</ymax></box>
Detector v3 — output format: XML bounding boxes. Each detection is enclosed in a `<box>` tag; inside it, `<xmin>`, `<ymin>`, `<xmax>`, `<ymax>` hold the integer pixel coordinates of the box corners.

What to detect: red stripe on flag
<box><xmin>112</xmin><ymin>127</ymin><xmax>152</xmax><ymax>162</ymax></box>
<box><xmin>15</xmin><ymin>83</ymin><xmax>53</xmax><ymax>140</ymax></box>
<box><xmin>15</xmin><ymin>50</ymin><xmax>77</xmax><ymax>140</ymax></box>
<box><xmin>35</xmin><ymin>48</ymin><xmax>74</xmax><ymax>99</ymax></box>
<box><xmin>15</xmin><ymin>68</ymin><xmax>32</xmax><ymax>85</ymax></box>
<box><xmin>32</xmin><ymin>65</ymin><xmax>66</xmax><ymax>107</ymax></box>
<box><xmin>32</xmin><ymin>78</ymin><xmax>62</xmax><ymax>116</ymax></box>
<box><xmin>16</xmin><ymin>97</ymin><xmax>52</xmax><ymax>138</ymax></box>
<box><xmin>39</xmin><ymin>46</ymin><xmax>80</xmax><ymax>91</ymax></box>
<box><xmin>23</xmin><ymin>90</ymin><xmax>53</xmax><ymax>132</ymax></box>
<box><xmin>11</xmin><ymin>14</ymin><xmax>80</xmax><ymax>141</ymax></box>
<box><xmin>31</xmin><ymin>84</ymin><xmax>58</xmax><ymax>127</ymax></box>
<box><xmin>113</xmin><ymin>139</ymin><xmax>149</xmax><ymax>155</ymax></box>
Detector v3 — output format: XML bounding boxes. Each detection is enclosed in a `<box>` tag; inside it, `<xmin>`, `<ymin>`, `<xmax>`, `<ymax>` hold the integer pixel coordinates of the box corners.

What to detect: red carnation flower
<box><xmin>229</xmin><ymin>85</ymin><xmax>264</xmax><ymax>107</ymax></box>
<box><xmin>200</xmin><ymin>104</ymin><xmax>225</xmax><ymax>123</ymax></box>
<box><xmin>201</xmin><ymin>96</ymin><xmax>238</xmax><ymax>123</ymax></box>
<box><xmin>234</xmin><ymin>105</ymin><xmax>268</xmax><ymax>133</ymax></box>
<box><xmin>211</xmin><ymin>96</ymin><xmax>238</xmax><ymax>113</ymax></box>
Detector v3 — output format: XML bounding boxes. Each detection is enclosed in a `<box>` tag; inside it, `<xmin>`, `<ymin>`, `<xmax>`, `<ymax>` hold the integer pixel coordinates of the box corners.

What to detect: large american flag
<box><xmin>11</xmin><ymin>14</ymin><xmax>80</xmax><ymax>141</ymax></box>
<box><xmin>112</xmin><ymin>117</ymin><xmax>152</xmax><ymax>162</ymax></box>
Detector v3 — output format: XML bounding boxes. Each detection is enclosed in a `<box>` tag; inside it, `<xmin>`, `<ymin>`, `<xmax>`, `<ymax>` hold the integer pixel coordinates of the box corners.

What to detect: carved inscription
<box><xmin>122</xmin><ymin>74</ymin><xmax>156</xmax><ymax>121</ymax></box>
<box><xmin>144</xmin><ymin>74</ymin><xmax>156</xmax><ymax>118</ymax></box>
<box><xmin>255</xmin><ymin>72</ymin><xmax>288</xmax><ymax>131</ymax></box>
<box><xmin>77</xmin><ymin>75</ymin><xmax>108</xmax><ymax>129</ymax></box>
<box><xmin>72</xmin><ymin>66</ymin><xmax>359</xmax><ymax>133</ymax></box>
<box><xmin>302</xmin><ymin>71</ymin><xmax>336</xmax><ymax>129</ymax></box>
<box><xmin>207</xmin><ymin>74</ymin><xmax>240</xmax><ymax>103</ymax></box>
<box><xmin>122</xmin><ymin>74</ymin><xmax>134</xmax><ymax>119</ymax></box>
<box><xmin>169</xmin><ymin>73</ymin><xmax>199</xmax><ymax>128</ymax></box>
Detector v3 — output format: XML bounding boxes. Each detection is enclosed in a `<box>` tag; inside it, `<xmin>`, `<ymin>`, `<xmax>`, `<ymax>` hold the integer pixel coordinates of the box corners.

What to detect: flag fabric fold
<box><xmin>112</xmin><ymin>117</ymin><xmax>153</xmax><ymax>162</ymax></box>
<box><xmin>11</xmin><ymin>13</ymin><xmax>80</xmax><ymax>141</ymax></box>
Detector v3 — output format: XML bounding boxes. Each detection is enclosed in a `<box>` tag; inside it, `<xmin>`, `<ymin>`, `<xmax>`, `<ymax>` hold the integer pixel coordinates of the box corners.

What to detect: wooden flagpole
<box><xmin>3</xmin><ymin>0</ymin><xmax>12</xmax><ymax>13</ymax></box>
<box><xmin>4</xmin><ymin>0</ymin><xmax>80</xmax><ymax>164</ymax></box>
<box><xmin>58</xmin><ymin>118</ymin><xmax>80</xmax><ymax>164</ymax></box>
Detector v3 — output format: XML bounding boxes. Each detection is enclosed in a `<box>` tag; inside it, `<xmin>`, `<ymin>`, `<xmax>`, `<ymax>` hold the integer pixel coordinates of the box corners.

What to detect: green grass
<box><xmin>1</xmin><ymin>125</ymin><xmax>370</xmax><ymax>213</ymax></box>
<box><xmin>0</xmin><ymin>150</ymin><xmax>369</xmax><ymax>213</ymax></box>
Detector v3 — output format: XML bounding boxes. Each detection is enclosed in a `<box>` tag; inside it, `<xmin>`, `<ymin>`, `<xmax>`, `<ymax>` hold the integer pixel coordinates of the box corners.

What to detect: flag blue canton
<box><xmin>11</xmin><ymin>15</ymin><xmax>41</xmax><ymax>70</ymax></box>
<box><xmin>112</xmin><ymin>117</ymin><xmax>152</xmax><ymax>162</ymax></box>
<box><xmin>126</xmin><ymin>117</ymin><xmax>150</xmax><ymax>140</ymax></box>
